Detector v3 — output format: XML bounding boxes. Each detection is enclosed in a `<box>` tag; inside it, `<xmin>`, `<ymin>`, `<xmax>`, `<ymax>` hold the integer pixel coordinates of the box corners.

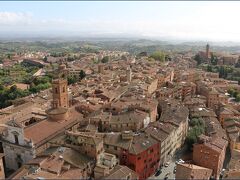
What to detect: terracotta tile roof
<box><xmin>176</xmin><ymin>163</ymin><xmax>212</xmax><ymax>179</ymax></box>
<box><xmin>128</xmin><ymin>132</ymin><xmax>159</xmax><ymax>155</ymax></box>
<box><xmin>102</xmin><ymin>165</ymin><xmax>138</xmax><ymax>180</ymax></box>
<box><xmin>24</xmin><ymin>108</ymin><xmax>82</xmax><ymax>147</ymax></box>
<box><xmin>12</xmin><ymin>146</ymin><xmax>93</xmax><ymax>179</ymax></box>
<box><xmin>66</xmin><ymin>130</ymin><xmax>103</xmax><ymax>146</ymax></box>
<box><xmin>144</xmin><ymin>121</ymin><xmax>173</xmax><ymax>142</ymax></box>
<box><xmin>104</xmin><ymin>133</ymin><xmax>132</xmax><ymax>150</ymax></box>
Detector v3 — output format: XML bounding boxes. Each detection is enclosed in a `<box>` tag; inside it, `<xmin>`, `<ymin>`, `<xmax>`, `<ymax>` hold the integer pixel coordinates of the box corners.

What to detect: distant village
<box><xmin>0</xmin><ymin>44</ymin><xmax>240</xmax><ymax>180</ymax></box>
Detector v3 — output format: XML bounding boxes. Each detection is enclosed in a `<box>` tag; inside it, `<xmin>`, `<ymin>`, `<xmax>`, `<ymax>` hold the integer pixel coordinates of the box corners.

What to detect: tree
<box><xmin>194</xmin><ymin>54</ymin><xmax>202</xmax><ymax>65</ymax></box>
<box><xmin>189</xmin><ymin>118</ymin><xmax>205</xmax><ymax>127</ymax></box>
<box><xmin>0</xmin><ymin>57</ymin><xmax>3</xmax><ymax>64</ymax></box>
<box><xmin>207</xmin><ymin>65</ymin><xmax>213</xmax><ymax>72</ymax></box>
<box><xmin>219</xmin><ymin>66</ymin><xmax>225</xmax><ymax>78</ymax></box>
<box><xmin>7</xmin><ymin>54</ymin><xmax>12</xmax><ymax>60</ymax></box>
<box><xmin>186</xmin><ymin>118</ymin><xmax>205</xmax><ymax>151</ymax></box>
<box><xmin>150</xmin><ymin>51</ymin><xmax>165</xmax><ymax>62</ymax></box>
<box><xmin>236</xmin><ymin>94</ymin><xmax>240</xmax><ymax>102</ymax></box>
<box><xmin>233</xmin><ymin>91</ymin><xmax>238</xmax><ymax>98</ymax></box>
<box><xmin>79</xmin><ymin>70</ymin><xmax>86</xmax><ymax>80</ymax></box>
<box><xmin>165</xmin><ymin>54</ymin><xmax>172</xmax><ymax>61</ymax></box>
<box><xmin>138</xmin><ymin>52</ymin><xmax>148</xmax><ymax>57</ymax></box>
<box><xmin>101</xmin><ymin>56</ymin><xmax>109</xmax><ymax>63</ymax></box>
<box><xmin>67</xmin><ymin>75</ymin><xmax>78</xmax><ymax>85</ymax></box>
<box><xmin>10</xmin><ymin>85</ymin><xmax>17</xmax><ymax>92</ymax></box>
<box><xmin>147</xmin><ymin>57</ymin><xmax>155</xmax><ymax>61</ymax></box>
<box><xmin>210</xmin><ymin>54</ymin><xmax>218</xmax><ymax>65</ymax></box>
<box><xmin>0</xmin><ymin>84</ymin><xmax>4</xmax><ymax>91</ymax></box>
<box><xmin>186</xmin><ymin>130</ymin><xmax>198</xmax><ymax>149</ymax></box>
<box><xmin>235</xmin><ymin>59</ymin><xmax>240</xmax><ymax>68</ymax></box>
<box><xmin>228</xmin><ymin>88</ymin><xmax>235</xmax><ymax>97</ymax></box>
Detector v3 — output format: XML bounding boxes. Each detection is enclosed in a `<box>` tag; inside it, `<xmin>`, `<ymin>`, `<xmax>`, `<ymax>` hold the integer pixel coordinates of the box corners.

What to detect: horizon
<box><xmin>1</xmin><ymin>1</ymin><xmax>240</xmax><ymax>42</ymax></box>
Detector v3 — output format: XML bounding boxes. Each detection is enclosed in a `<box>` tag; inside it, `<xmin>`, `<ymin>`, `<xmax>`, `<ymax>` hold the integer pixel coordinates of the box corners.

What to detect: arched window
<box><xmin>12</xmin><ymin>132</ymin><xmax>19</xmax><ymax>145</ymax></box>
<box><xmin>16</xmin><ymin>154</ymin><xmax>22</xmax><ymax>168</ymax></box>
<box><xmin>63</xmin><ymin>86</ymin><xmax>65</xmax><ymax>93</ymax></box>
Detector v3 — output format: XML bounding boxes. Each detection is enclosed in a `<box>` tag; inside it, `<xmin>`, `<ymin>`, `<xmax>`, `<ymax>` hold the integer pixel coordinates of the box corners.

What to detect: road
<box><xmin>149</xmin><ymin>158</ymin><xmax>176</xmax><ymax>180</ymax></box>
<box><xmin>148</xmin><ymin>145</ymin><xmax>189</xmax><ymax>180</ymax></box>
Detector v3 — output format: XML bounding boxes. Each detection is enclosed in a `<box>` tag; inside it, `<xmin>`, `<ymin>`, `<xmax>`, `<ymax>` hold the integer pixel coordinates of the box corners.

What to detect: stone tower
<box><xmin>52</xmin><ymin>63</ymin><xmax>68</xmax><ymax>108</ymax></box>
<box><xmin>126</xmin><ymin>65</ymin><xmax>132</xmax><ymax>82</ymax></box>
<box><xmin>98</xmin><ymin>64</ymin><xmax>104</xmax><ymax>74</ymax></box>
<box><xmin>46</xmin><ymin>63</ymin><xmax>69</xmax><ymax>120</ymax></box>
<box><xmin>206</xmin><ymin>44</ymin><xmax>210</xmax><ymax>58</ymax></box>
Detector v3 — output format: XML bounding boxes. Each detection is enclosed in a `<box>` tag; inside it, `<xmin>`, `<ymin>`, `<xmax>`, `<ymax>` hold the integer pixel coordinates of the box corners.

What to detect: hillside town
<box><xmin>0</xmin><ymin>43</ymin><xmax>239</xmax><ymax>180</ymax></box>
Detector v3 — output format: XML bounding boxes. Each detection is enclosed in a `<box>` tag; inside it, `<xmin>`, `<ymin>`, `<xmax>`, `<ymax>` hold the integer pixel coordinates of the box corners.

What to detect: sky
<box><xmin>0</xmin><ymin>1</ymin><xmax>240</xmax><ymax>41</ymax></box>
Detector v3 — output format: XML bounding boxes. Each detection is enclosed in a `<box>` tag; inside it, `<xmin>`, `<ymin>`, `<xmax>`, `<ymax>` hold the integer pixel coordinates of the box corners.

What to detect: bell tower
<box><xmin>206</xmin><ymin>44</ymin><xmax>210</xmax><ymax>58</ymax></box>
<box><xmin>126</xmin><ymin>65</ymin><xmax>132</xmax><ymax>82</ymax></box>
<box><xmin>52</xmin><ymin>63</ymin><xmax>68</xmax><ymax>108</ymax></box>
<box><xmin>46</xmin><ymin>62</ymin><xmax>69</xmax><ymax>121</ymax></box>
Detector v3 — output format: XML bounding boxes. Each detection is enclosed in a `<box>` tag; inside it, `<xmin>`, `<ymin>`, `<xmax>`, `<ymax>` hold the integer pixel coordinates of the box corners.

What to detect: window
<box><xmin>63</xmin><ymin>86</ymin><xmax>65</xmax><ymax>93</ymax></box>
<box><xmin>114</xmin><ymin>146</ymin><xmax>117</xmax><ymax>150</ymax></box>
<box><xmin>14</xmin><ymin>134</ymin><xmax>19</xmax><ymax>145</ymax></box>
<box><xmin>138</xmin><ymin>156</ymin><xmax>141</xmax><ymax>160</ymax></box>
<box><xmin>17</xmin><ymin>162</ymin><xmax>22</xmax><ymax>168</ymax></box>
<box><xmin>16</xmin><ymin>154</ymin><xmax>22</xmax><ymax>168</ymax></box>
<box><xmin>55</xmin><ymin>88</ymin><xmax>58</xmax><ymax>93</ymax></box>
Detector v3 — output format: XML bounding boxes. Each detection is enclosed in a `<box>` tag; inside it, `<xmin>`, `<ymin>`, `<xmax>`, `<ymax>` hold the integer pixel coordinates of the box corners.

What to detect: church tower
<box><xmin>126</xmin><ymin>65</ymin><xmax>132</xmax><ymax>82</ymax></box>
<box><xmin>206</xmin><ymin>44</ymin><xmax>210</xmax><ymax>58</ymax></box>
<box><xmin>52</xmin><ymin>63</ymin><xmax>68</xmax><ymax>108</ymax></box>
<box><xmin>46</xmin><ymin>63</ymin><xmax>69</xmax><ymax>121</ymax></box>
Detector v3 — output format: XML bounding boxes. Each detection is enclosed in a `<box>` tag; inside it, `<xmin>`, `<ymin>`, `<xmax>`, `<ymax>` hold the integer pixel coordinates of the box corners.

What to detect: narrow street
<box><xmin>148</xmin><ymin>145</ymin><xmax>190</xmax><ymax>180</ymax></box>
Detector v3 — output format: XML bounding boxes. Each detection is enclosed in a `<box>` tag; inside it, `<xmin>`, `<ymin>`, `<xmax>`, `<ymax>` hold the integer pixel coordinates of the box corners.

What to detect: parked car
<box><xmin>220</xmin><ymin>168</ymin><xmax>226</xmax><ymax>179</ymax></box>
<box><xmin>155</xmin><ymin>169</ymin><xmax>162</xmax><ymax>176</ymax></box>
<box><xmin>173</xmin><ymin>166</ymin><xmax>176</xmax><ymax>174</ymax></box>
<box><xmin>175</xmin><ymin>159</ymin><xmax>185</xmax><ymax>164</ymax></box>
<box><xmin>164</xmin><ymin>162</ymin><xmax>170</xmax><ymax>167</ymax></box>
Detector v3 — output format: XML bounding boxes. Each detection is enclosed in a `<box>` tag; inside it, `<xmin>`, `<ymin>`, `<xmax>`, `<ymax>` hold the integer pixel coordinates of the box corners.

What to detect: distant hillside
<box><xmin>0</xmin><ymin>38</ymin><xmax>240</xmax><ymax>55</ymax></box>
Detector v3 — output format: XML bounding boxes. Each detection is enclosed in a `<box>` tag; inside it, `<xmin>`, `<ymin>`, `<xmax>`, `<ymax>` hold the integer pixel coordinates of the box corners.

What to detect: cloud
<box><xmin>1</xmin><ymin>4</ymin><xmax>240</xmax><ymax>42</ymax></box>
<box><xmin>0</xmin><ymin>12</ymin><xmax>32</xmax><ymax>25</ymax></box>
